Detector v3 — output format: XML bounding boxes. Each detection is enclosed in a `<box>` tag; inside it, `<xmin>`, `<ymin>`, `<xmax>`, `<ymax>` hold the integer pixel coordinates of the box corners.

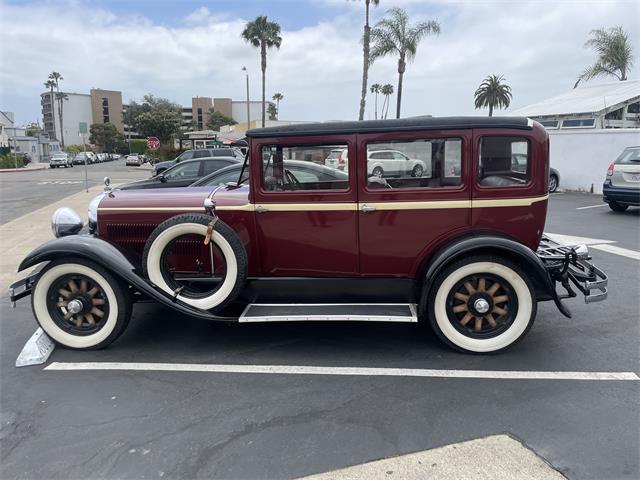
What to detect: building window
<box><xmin>365</xmin><ymin>138</ymin><xmax>462</xmax><ymax>189</ymax></box>
<box><xmin>197</xmin><ymin>107</ymin><xmax>203</xmax><ymax>129</ymax></box>
<box><xmin>561</xmin><ymin>118</ymin><xmax>595</xmax><ymax>128</ymax></box>
<box><xmin>605</xmin><ymin>108</ymin><xmax>624</xmax><ymax>120</ymax></box>
<box><xmin>539</xmin><ymin>120</ymin><xmax>559</xmax><ymax>129</ymax></box>
<box><xmin>478</xmin><ymin>137</ymin><xmax>530</xmax><ymax>187</ymax></box>
<box><xmin>103</xmin><ymin>115</ymin><xmax>110</xmax><ymax>123</ymax></box>
<box><xmin>261</xmin><ymin>144</ymin><xmax>349</xmax><ymax>191</ymax></box>
<box><xmin>628</xmin><ymin>102</ymin><xmax>640</xmax><ymax>114</ymax></box>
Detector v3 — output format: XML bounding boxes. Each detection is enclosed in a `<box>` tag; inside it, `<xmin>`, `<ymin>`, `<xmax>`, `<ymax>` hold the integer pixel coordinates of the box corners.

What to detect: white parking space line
<box><xmin>44</xmin><ymin>362</ymin><xmax>640</xmax><ymax>381</ymax></box>
<box><xmin>576</xmin><ymin>204</ymin><xmax>608</xmax><ymax>210</ymax></box>
<box><xmin>590</xmin><ymin>244</ymin><xmax>640</xmax><ymax>260</ymax></box>
<box><xmin>545</xmin><ymin>232</ymin><xmax>615</xmax><ymax>246</ymax></box>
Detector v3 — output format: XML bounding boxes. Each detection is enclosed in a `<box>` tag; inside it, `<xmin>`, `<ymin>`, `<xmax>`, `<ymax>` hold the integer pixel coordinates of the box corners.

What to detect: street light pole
<box><xmin>242</xmin><ymin>67</ymin><xmax>250</xmax><ymax>129</ymax></box>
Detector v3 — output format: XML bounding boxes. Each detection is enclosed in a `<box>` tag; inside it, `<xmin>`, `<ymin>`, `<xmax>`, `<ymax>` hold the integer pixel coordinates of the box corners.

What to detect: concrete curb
<box><xmin>0</xmin><ymin>164</ymin><xmax>49</xmax><ymax>173</ymax></box>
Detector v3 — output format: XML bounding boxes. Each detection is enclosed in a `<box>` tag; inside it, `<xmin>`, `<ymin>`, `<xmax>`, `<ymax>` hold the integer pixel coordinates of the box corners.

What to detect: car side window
<box><xmin>164</xmin><ymin>161</ymin><xmax>201</xmax><ymax>180</ymax></box>
<box><xmin>478</xmin><ymin>137</ymin><xmax>529</xmax><ymax>187</ymax></box>
<box><xmin>202</xmin><ymin>159</ymin><xmax>232</xmax><ymax>176</ymax></box>
<box><xmin>180</xmin><ymin>151</ymin><xmax>195</xmax><ymax>161</ymax></box>
<box><xmin>366</xmin><ymin>138</ymin><xmax>462</xmax><ymax>189</ymax></box>
<box><xmin>261</xmin><ymin>144</ymin><xmax>349</xmax><ymax>191</ymax></box>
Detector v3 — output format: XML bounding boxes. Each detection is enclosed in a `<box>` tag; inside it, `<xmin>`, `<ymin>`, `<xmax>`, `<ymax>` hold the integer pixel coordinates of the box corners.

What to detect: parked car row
<box><xmin>67</xmin><ymin>152</ymin><xmax>121</xmax><ymax>166</ymax></box>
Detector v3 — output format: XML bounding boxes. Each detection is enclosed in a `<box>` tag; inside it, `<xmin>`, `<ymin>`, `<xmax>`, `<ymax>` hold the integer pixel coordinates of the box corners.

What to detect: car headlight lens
<box><xmin>88</xmin><ymin>193</ymin><xmax>106</xmax><ymax>225</ymax></box>
<box><xmin>51</xmin><ymin>207</ymin><xmax>83</xmax><ymax>238</ymax></box>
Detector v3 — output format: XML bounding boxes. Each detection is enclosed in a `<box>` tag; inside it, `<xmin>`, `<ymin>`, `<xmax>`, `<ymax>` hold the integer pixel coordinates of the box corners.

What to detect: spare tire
<box><xmin>142</xmin><ymin>214</ymin><xmax>247</xmax><ymax>311</ymax></box>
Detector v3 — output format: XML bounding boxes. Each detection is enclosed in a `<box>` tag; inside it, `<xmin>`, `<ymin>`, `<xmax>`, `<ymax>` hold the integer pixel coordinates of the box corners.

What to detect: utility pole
<box><xmin>242</xmin><ymin>67</ymin><xmax>250</xmax><ymax>129</ymax></box>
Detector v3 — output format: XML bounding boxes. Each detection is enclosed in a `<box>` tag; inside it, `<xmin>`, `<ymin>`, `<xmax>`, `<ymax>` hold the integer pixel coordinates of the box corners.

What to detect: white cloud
<box><xmin>0</xmin><ymin>0</ymin><xmax>638</xmax><ymax>125</ymax></box>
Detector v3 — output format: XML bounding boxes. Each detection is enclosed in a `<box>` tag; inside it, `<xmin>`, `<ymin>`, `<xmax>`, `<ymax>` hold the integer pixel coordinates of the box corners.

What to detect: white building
<box><xmin>511</xmin><ymin>80</ymin><xmax>640</xmax><ymax>130</ymax></box>
<box><xmin>41</xmin><ymin>92</ymin><xmax>93</xmax><ymax>146</ymax></box>
<box><xmin>231</xmin><ymin>101</ymin><xmax>274</xmax><ymax>124</ymax></box>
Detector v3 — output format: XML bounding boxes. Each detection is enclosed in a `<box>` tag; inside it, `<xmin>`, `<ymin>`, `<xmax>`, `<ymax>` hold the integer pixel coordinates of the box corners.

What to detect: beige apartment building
<box><xmin>90</xmin><ymin>89</ymin><xmax>124</xmax><ymax>133</ymax></box>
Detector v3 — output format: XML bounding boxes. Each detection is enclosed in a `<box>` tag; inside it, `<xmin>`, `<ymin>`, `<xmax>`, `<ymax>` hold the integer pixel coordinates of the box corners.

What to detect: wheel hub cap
<box><xmin>67</xmin><ymin>299</ymin><xmax>83</xmax><ymax>314</ymax></box>
<box><xmin>473</xmin><ymin>298</ymin><xmax>490</xmax><ymax>314</ymax></box>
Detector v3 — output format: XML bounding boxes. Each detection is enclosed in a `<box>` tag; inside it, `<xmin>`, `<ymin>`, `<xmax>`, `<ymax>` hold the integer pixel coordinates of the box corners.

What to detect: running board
<box><xmin>239</xmin><ymin>303</ymin><xmax>418</xmax><ymax>323</ymax></box>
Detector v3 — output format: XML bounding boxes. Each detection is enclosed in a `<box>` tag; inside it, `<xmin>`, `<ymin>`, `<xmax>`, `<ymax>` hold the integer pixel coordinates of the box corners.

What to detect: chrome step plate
<box><xmin>239</xmin><ymin>303</ymin><xmax>418</xmax><ymax>323</ymax></box>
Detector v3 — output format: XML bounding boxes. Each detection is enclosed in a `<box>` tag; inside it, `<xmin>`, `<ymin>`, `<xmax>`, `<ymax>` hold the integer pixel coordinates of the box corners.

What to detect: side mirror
<box><xmin>159</xmin><ymin>174</ymin><xmax>167</xmax><ymax>183</ymax></box>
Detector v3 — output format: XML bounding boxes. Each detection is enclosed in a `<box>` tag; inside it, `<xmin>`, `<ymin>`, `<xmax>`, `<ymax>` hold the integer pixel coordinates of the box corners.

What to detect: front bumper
<box><xmin>9</xmin><ymin>265</ymin><xmax>43</xmax><ymax>307</ymax></box>
<box><xmin>538</xmin><ymin>237</ymin><xmax>608</xmax><ymax>304</ymax></box>
<box><xmin>603</xmin><ymin>183</ymin><xmax>640</xmax><ymax>206</ymax></box>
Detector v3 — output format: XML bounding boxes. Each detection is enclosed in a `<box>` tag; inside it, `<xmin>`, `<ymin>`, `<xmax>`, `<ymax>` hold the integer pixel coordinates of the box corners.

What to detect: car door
<box><xmin>251</xmin><ymin>136</ymin><xmax>359</xmax><ymax>276</ymax></box>
<box><xmin>162</xmin><ymin>161</ymin><xmax>203</xmax><ymax>187</ymax></box>
<box><xmin>357</xmin><ymin>130</ymin><xmax>472</xmax><ymax>276</ymax></box>
<box><xmin>202</xmin><ymin>158</ymin><xmax>236</xmax><ymax>177</ymax></box>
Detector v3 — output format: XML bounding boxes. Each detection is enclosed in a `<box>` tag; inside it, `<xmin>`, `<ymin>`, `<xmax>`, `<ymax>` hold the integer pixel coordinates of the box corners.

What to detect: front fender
<box><xmin>419</xmin><ymin>235</ymin><xmax>571</xmax><ymax>319</ymax></box>
<box><xmin>18</xmin><ymin>234</ymin><xmax>227</xmax><ymax>321</ymax></box>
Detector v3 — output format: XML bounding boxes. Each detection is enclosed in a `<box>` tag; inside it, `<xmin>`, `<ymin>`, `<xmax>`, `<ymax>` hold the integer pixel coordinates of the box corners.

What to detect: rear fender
<box><xmin>18</xmin><ymin>235</ymin><xmax>225</xmax><ymax>321</ymax></box>
<box><xmin>418</xmin><ymin>235</ymin><xmax>571</xmax><ymax>319</ymax></box>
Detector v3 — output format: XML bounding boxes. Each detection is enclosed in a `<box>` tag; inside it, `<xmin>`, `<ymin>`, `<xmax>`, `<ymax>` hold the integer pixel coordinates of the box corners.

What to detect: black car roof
<box><xmin>246</xmin><ymin>116</ymin><xmax>533</xmax><ymax>138</ymax></box>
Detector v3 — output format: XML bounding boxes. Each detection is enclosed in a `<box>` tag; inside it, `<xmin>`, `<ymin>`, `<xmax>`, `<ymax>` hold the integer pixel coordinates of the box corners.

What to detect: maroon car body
<box><xmin>11</xmin><ymin>117</ymin><xmax>607</xmax><ymax>353</ymax></box>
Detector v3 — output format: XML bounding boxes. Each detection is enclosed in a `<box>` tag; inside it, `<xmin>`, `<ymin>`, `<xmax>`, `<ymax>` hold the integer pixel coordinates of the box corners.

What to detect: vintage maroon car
<box><xmin>10</xmin><ymin>117</ymin><xmax>607</xmax><ymax>353</ymax></box>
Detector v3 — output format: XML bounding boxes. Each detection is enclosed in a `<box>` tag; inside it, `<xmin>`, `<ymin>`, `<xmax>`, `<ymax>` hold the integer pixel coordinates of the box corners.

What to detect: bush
<box><xmin>129</xmin><ymin>139</ymin><xmax>148</xmax><ymax>154</ymax></box>
<box><xmin>0</xmin><ymin>154</ymin><xmax>24</xmax><ymax>169</ymax></box>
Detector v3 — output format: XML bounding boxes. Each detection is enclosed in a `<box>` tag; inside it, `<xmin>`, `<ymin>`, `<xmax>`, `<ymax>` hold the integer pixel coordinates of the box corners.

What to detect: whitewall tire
<box><xmin>142</xmin><ymin>214</ymin><xmax>247</xmax><ymax>312</ymax></box>
<box><xmin>427</xmin><ymin>255</ymin><xmax>536</xmax><ymax>353</ymax></box>
<box><xmin>32</xmin><ymin>260</ymin><xmax>131</xmax><ymax>350</ymax></box>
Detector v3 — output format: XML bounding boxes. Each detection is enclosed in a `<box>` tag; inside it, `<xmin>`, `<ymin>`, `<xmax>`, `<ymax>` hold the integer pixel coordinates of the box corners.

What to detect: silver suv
<box><xmin>603</xmin><ymin>146</ymin><xmax>640</xmax><ymax>212</ymax></box>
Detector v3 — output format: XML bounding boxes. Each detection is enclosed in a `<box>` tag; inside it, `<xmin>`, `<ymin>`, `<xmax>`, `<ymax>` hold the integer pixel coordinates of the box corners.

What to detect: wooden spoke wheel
<box><xmin>446</xmin><ymin>273</ymin><xmax>518</xmax><ymax>339</ymax></box>
<box><xmin>47</xmin><ymin>273</ymin><xmax>111</xmax><ymax>335</ymax></box>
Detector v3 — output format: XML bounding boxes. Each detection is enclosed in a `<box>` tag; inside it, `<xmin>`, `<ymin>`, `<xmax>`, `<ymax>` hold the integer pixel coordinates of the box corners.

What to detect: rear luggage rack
<box><xmin>538</xmin><ymin>236</ymin><xmax>608</xmax><ymax>303</ymax></box>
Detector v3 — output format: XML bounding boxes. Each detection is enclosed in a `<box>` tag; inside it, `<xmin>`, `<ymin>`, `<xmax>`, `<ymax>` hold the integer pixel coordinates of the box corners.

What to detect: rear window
<box><xmin>478</xmin><ymin>137</ymin><xmax>530</xmax><ymax>187</ymax></box>
<box><xmin>614</xmin><ymin>147</ymin><xmax>640</xmax><ymax>164</ymax></box>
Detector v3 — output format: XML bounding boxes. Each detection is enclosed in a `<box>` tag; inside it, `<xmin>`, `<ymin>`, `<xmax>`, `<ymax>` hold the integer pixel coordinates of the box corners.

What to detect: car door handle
<box><xmin>255</xmin><ymin>205</ymin><xmax>269</xmax><ymax>213</ymax></box>
<box><xmin>360</xmin><ymin>204</ymin><xmax>376</xmax><ymax>213</ymax></box>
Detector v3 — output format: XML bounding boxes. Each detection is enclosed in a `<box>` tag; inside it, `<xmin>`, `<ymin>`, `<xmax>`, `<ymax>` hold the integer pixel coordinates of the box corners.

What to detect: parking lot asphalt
<box><xmin>0</xmin><ymin>192</ymin><xmax>638</xmax><ymax>479</ymax></box>
<box><xmin>0</xmin><ymin>159</ymin><xmax>150</xmax><ymax>225</ymax></box>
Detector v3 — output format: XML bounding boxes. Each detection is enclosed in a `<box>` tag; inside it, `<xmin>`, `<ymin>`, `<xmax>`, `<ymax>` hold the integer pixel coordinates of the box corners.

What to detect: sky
<box><xmin>1</xmin><ymin>0</ymin><xmax>638</xmax><ymax>125</ymax></box>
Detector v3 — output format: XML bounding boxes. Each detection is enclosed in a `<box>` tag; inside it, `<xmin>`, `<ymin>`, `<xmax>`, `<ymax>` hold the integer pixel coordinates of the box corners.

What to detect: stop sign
<box><xmin>147</xmin><ymin>137</ymin><xmax>160</xmax><ymax>150</ymax></box>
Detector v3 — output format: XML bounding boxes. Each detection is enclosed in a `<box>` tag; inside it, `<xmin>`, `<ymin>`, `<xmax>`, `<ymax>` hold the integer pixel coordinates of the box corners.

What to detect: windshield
<box><xmin>615</xmin><ymin>147</ymin><xmax>640</xmax><ymax>164</ymax></box>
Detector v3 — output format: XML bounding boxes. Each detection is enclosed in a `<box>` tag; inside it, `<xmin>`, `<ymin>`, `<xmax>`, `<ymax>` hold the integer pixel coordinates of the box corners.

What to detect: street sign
<box><xmin>78</xmin><ymin>122</ymin><xmax>88</xmax><ymax>134</ymax></box>
<box><xmin>147</xmin><ymin>136</ymin><xmax>160</xmax><ymax>150</ymax></box>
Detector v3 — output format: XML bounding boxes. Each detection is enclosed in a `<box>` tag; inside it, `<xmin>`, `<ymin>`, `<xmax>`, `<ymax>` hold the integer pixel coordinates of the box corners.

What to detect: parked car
<box><xmin>511</xmin><ymin>154</ymin><xmax>560</xmax><ymax>192</ymax></box>
<box><xmin>50</xmin><ymin>153</ymin><xmax>72</xmax><ymax>168</ymax></box>
<box><xmin>324</xmin><ymin>149</ymin><xmax>347</xmax><ymax>170</ymax></box>
<box><xmin>603</xmin><ymin>145</ymin><xmax>640</xmax><ymax>212</ymax></box>
<box><xmin>191</xmin><ymin>160</ymin><xmax>347</xmax><ymax>188</ymax></box>
<box><xmin>152</xmin><ymin>148</ymin><xmax>244</xmax><ymax>176</ymax></box>
<box><xmin>72</xmin><ymin>153</ymin><xmax>91</xmax><ymax>165</ymax></box>
<box><xmin>125</xmin><ymin>154</ymin><xmax>142</xmax><ymax>166</ymax></box>
<box><xmin>118</xmin><ymin>157</ymin><xmax>242</xmax><ymax>190</ymax></box>
<box><xmin>10</xmin><ymin>117</ymin><xmax>607</xmax><ymax>353</ymax></box>
<box><xmin>367</xmin><ymin>149</ymin><xmax>427</xmax><ymax>178</ymax></box>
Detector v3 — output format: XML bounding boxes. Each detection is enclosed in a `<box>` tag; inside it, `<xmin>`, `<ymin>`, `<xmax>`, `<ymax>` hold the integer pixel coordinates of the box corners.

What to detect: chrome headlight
<box><xmin>51</xmin><ymin>207</ymin><xmax>83</xmax><ymax>238</ymax></box>
<box><xmin>88</xmin><ymin>193</ymin><xmax>105</xmax><ymax>225</ymax></box>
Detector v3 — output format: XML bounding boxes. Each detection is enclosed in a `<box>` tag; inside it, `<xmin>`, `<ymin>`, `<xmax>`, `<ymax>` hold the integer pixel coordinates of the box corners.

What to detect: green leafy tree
<box><xmin>242</xmin><ymin>16</ymin><xmax>283</xmax><ymax>128</ymax></box>
<box><xmin>370</xmin><ymin>8</ymin><xmax>440</xmax><ymax>119</ymax></box>
<box><xmin>380</xmin><ymin>83</ymin><xmax>394</xmax><ymax>119</ymax></box>
<box><xmin>25</xmin><ymin>122</ymin><xmax>41</xmax><ymax>137</ymax></box>
<box><xmin>48</xmin><ymin>72</ymin><xmax>66</xmax><ymax>148</ymax></box>
<box><xmin>358</xmin><ymin>0</ymin><xmax>381</xmax><ymax>120</ymax></box>
<box><xmin>575</xmin><ymin>26</ymin><xmax>634</xmax><ymax>88</ymax></box>
<box><xmin>134</xmin><ymin>110</ymin><xmax>182</xmax><ymax>144</ymax></box>
<box><xmin>267</xmin><ymin>103</ymin><xmax>277</xmax><ymax>119</ymax></box>
<box><xmin>89</xmin><ymin>123</ymin><xmax>124</xmax><ymax>152</ymax></box>
<box><xmin>370</xmin><ymin>83</ymin><xmax>382</xmax><ymax>119</ymax></box>
<box><xmin>272</xmin><ymin>92</ymin><xmax>284</xmax><ymax>113</ymax></box>
<box><xmin>206</xmin><ymin>109</ymin><xmax>237</xmax><ymax>131</ymax></box>
<box><xmin>474</xmin><ymin>74</ymin><xmax>512</xmax><ymax>117</ymax></box>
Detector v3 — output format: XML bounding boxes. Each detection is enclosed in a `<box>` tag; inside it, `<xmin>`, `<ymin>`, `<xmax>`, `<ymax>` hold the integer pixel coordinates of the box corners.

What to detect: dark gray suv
<box><xmin>152</xmin><ymin>148</ymin><xmax>243</xmax><ymax>176</ymax></box>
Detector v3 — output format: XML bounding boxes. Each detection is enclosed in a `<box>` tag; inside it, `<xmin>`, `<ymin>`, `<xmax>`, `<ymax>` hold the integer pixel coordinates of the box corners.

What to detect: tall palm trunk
<box><xmin>374</xmin><ymin>91</ymin><xmax>378</xmax><ymax>120</ymax></box>
<box><xmin>396</xmin><ymin>56</ymin><xmax>406</xmax><ymax>119</ymax></box>
<box><xmin>488</xmin><ymin>104</ymin><xmax>493</xmax><ymax>117</ymax></box>
<box><xmin>358</xmin><ymin>1</ymin><xmax>371</xmax><ymax>121</ymax></box>
<box><xmin>261</xmin><ymin>42</ymin><xmax>267</xmax><ymax>128</ymax></box>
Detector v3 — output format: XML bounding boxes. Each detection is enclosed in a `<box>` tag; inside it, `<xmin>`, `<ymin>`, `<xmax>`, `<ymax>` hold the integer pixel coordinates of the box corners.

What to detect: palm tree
<box><xmin>370</xmin><ymin>8</ymin><xmax>440</xmax><ymax>119</ymax></box>
<box><xmin>48</xmin><ymin>72</ymin><xmax>66</xmax><ymax>147</ymax></box>
<box><xmin>370</xmin><ymin>83</ymin><xmax>382</xmax><ymax>119</ymax></box>
<box><xmin>380</xmin><ymin>83</ymin><xmax>394</xmax><ymax>119</ymax></box>
<box><xmin>358</xmin><ymin>0</ymin><xmax>381</xmax><ymax>121</ymax></box>
<box><xmin>574</xmin><ymin>26</ymin><xmax>634</xmax><ymax>88</ymax></box>
<box><xmin>272</xmin><ymin>92</ymin><xmax>284</xmax><ymax>114</ymax></box>
<box><xmin>474</xmin><ymin>74</ymin><xmax>512</xmax><ymax>117</ymax></box>
<box><xmin>241</xmin><ymin>16</ymin><xmax>282</xmax><ymax>128</ymax></box>
<box><xmin>44</xmin><ymin>79</ymin><xmax>57</xmax><ymax>140</ymax></box>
